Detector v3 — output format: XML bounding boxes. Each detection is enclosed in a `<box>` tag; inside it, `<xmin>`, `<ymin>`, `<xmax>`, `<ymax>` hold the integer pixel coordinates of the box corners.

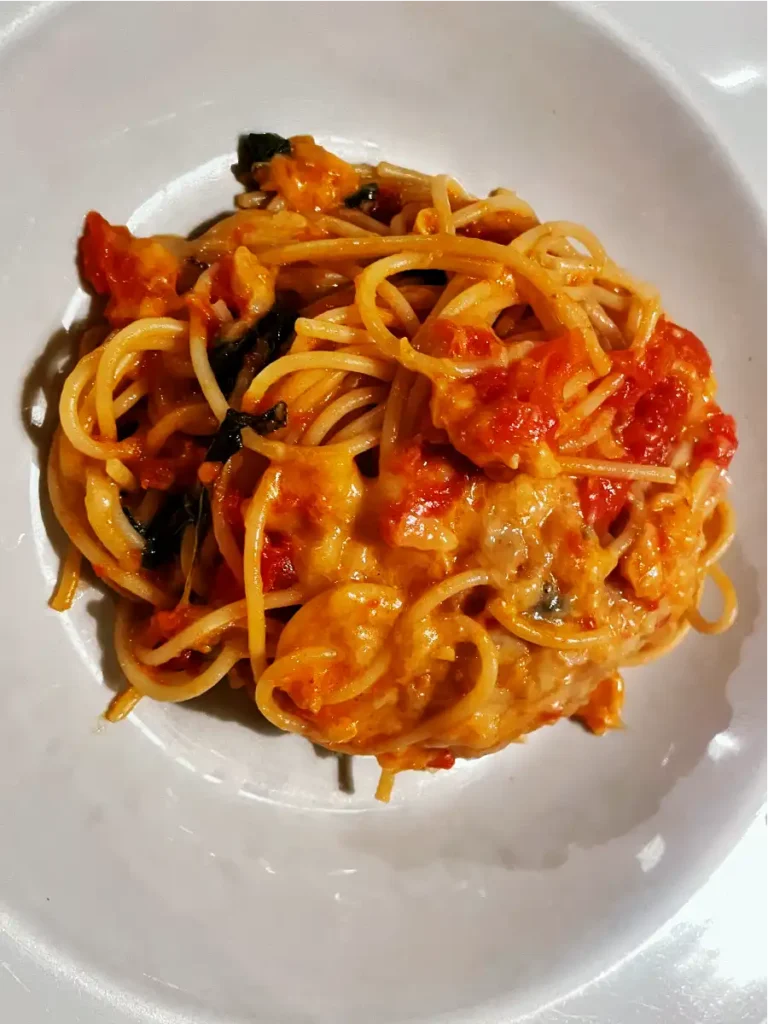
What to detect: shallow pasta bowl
<box><xmin>0</xmin><ymin>3</ymin><xmax>765</xmax><ymax>1023</ymax></box>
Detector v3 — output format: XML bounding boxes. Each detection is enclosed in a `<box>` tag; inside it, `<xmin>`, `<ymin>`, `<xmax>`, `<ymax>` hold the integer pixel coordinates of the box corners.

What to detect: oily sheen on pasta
<box><xmin>48</xmin><ymin>134</ymin><xmax>738</xmax><ymax>801</ymax></box>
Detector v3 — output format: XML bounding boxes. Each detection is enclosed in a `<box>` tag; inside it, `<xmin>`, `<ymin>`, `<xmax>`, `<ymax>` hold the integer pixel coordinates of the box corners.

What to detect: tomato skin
<box><xmin>471</xmin><ymin>369</ymin><xmax>509</xmax><ymax>404</ymax></box>
<box><xmin>654</xmin><ymin>318</ymin><xmax>712</xmax><ymax>379</ymax></box>
<box><xmin>474</xmin><ymin>333</ymin><xmax>586</xmax><ymax>455</ymax></box>
<box><xmin>608</xmin><ymin>320</ymin><xmax>736</xmax><ymax>472</ymax></box>
<box><xmin>607</xmin><ymin>318</ymin><xmax>707</xmax><ymax>431</ymax></box>
<box><xmin>623</xmin><ymin>375</ymin><xmax>692</xmax><ymax>465</ymax></box>
<box><xmin>380</xmin><ymin>439</ymin><xmax>469</xmax><ymax>545</ymax></box>
<box><xmin>432</xmin><ymin>330</ymin><xmax>589</xmax><ymax>468</ymax></box>
<box><xmin>513</xmin><ymin>332</ymin><xmax>586</xmax><ymax>406</ymax></box>
<box><xmin>396</xmin><ymin>478</ymin><xmax>459</xmax><ymax>519</ymax></box>
<box><xmin>579</xmin><ymin>319</ymin><xmax>724</xmax><ymax>529</ymax></box>
<box><xmin>261</xmin><ymin>532</ymin><xmax>298</xmax><ymax>592</ymax></box>
<box><xmin>694</xmin><ymin>410</ymin><xmax>738</xmax><ymax>469</ymax></box>
<box><xmin>578</xmin><ymin>477</ymin><xmax>631</xmax><ymax>533</ymax></box>
<box><xmin>261</xmin><ymin>136</ymin><xmax>359</xmax><ymax>214</ymax></box>
<box><xmin>481</xmin><ymin>396</ymin><xmax>556</xmax><ymax>448</ymax></box>
<box><xmin>80</xmin><ymin>212</ymin><xmax>180</xmax><ymax>325</ymax></box>
<box><xmin>430</xmin><ymin>319</ymin><xmax>500</xmax><ymax>360</ymax></box>
<box><xmin>426</xmin><ymin>750</ymin><xmax>456</xmax><ymax>770</ymax></box>
<box><xmin>210</xmin><ymin>533</ymin><xmax>297</xmax><ymax>600</ymax></box>
<box><xmin>579</xmin><ymin>376</ymin><xmax>690</xmax><ymax>531</ymax></box>
<box><xmin>80</xmin><ymin>213</ymin><xmax>111</xmax><ymax>293</ymax></box>
<box><xmin>607</xmin><ymin>344</ymin><xmax>673</xmax><ymax>428</ymax></box>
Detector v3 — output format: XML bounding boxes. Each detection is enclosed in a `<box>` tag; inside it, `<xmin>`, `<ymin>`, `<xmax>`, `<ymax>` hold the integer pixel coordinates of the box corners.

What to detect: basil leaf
<box><xmin>205</xmin><ymin>402</ymin><xmax>287</xmax><ymax>464</ymax></box>
<box><xmin>139</xmin><ymin>495</ymin><xmax>195</xmax><ymax>571</ymax></box>
<box><xmin>137</xmin><ymin>489</ymin><xmax>211</xmax><ymax>572</ymax></box>
<box><xmin>209</xmin><ymin>302</ymin><xmax>297</xmax><ymax>398</ymax></box>
<box><xmin>532</xmin><ymin>580</ymin><xmax>568</xmax><ymax>619</ymax></box>
<box><xmin>234</xmin><ymin>133</ymin><xmax>291</xmax><ymax>180</ymax></box>
<box><xmin>343</xmin><ymin>182</ymin><xmax>379</xmax><ymax>208</ymax></box>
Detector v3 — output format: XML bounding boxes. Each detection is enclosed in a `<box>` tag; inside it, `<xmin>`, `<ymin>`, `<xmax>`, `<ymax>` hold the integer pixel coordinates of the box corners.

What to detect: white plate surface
<box><xmin>0</xmin><ymin>3</ymin><xmax>765</xmax><ymax>1023</ymax></box>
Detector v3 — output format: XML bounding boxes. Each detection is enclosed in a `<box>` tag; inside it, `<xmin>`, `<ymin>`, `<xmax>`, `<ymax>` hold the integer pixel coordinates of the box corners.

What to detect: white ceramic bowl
<box><xmin>1</xmin><ymin>4</ymin><xmax>764</xmax><ymax>1023</ymax></box>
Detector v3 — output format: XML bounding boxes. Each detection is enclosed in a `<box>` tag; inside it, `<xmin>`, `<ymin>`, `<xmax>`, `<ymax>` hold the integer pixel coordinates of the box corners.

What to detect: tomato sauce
<box><xmin>429</xmin><ymin>319</ymin><xmax>502</xmax><ymax>361</ymax></box>
<box><xmin>139</xmin><ymin>605</ymin><xmax>204</xmax><ymax>658</ymax></box>
<box><xmin>261</xmin><ymin>137</ymin><xmax>360</xmax><ymax>214</ymax></box>
<box><xmin>426</xmin><ymin>749</ymin><xmax>456</xmax><ymax>770</ymax></box>
<box><xmin>220</xmin><ymin>490</ymin><xmax>246</xmax><ymax>534</ymax></box>
<box><xmin>622</xmin><ymin>375</ymin><xmax>691</xmax><ymax>465</ymax></box>
<box><xmin>578</xmin><ymin>477</ymin><xmax>631</xmax><ymax>533</ymax></box>
<box><xmin>380</xmin><ymin>438</ymin><xmax>470</xmax><ymax>545</ymax></box>
<box><xmin>693</xmin><ymin>410</ymin><xmax>738</xmax><ymax>468</ymax></box>
<box><xmin>261</xmin><ymin>532</ymin><xmax>298</xmax><ymax>592</ymax></box>
<box><xmin>209</xmin><ymin>561</ymin><xmax>245</xmax><ymax>605</ymax></box>
<box><xmin>432</xmin><ymin>328</ymin><xmax>588</xmax><ymax>468</ymax></box>
<box><xmin>579</xmin><ymin>318</ymin><xmax>737</xmax><ymax>530</ymax></box>
<box><xmin>129</xmin><ymin>438</ymin><xmax>207</xmax><ymax>491</ymax></box>
<box><xmin>283</xmin><ymin>661</ymin><xmax>348</xmax><ymax>714</ymax></box>
<box><xmin>575</xmin><ymin>674</ymin><xmax>624</xmax><ymax>735</ymax></box>
<box><xmin>209</xmin><ymin>532</ymin><xmax>297</xmax><ymax>601</ymax></box>
<box><xmin>80</xmin><ymin>212</ymin><xmax>181</xmax><ymax>325</ymax></box>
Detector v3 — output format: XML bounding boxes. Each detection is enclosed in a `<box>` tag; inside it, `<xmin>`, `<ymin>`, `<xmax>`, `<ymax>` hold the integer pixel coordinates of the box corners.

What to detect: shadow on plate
<box><xmin>85</xmin><ymin>590</ymin><xmax>283</xmax><ymax>735</ymax></box>
<box><xmin>86</xmin><ymin>589</ymin><xmax>355</xmax><ymax>791</ymax></box>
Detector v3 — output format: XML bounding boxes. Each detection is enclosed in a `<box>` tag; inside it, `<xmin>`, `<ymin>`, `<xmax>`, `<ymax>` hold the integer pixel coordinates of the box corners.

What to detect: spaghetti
<box><xmin>48</xmin><ymin>133</ymin><xmax>738</xmax><ymax>799</ymax></box>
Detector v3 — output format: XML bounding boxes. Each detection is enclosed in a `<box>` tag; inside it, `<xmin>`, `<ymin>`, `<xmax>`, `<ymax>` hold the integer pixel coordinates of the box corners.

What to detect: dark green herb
<box><xmin>136</xmin><ymin>491</ymin><xmax>205</xmax><ymax>571</ymax></box>
<box><xmin>532</xmin><ymin>580</ymin><xmax>567</xmax><ymax>619</ymax></box>
<box><xmin>209</xmin><ymin>302</ymin><xmax>297</xmax><ymax>397</ymax></box>
<box><xmin>343</xmin><ymin>182</ymin><xmax>379</xmax><ymax>208</ymax></box>
<box><xmin>205</xmin><ymin>403</ymin><xmax>287</xmax><ymax>464</ymax></box>
<box><xmin>234</xmin><ymin>133</ymin><xmax>291</xmax><ymax>180</ymax></box>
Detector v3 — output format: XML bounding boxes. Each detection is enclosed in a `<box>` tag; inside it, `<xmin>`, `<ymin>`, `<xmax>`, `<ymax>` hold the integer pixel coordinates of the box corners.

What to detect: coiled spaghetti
<box><xmin>48</xmin><ymin>133</ymin><xmax>738</xmax><ymax>799</ymax></box>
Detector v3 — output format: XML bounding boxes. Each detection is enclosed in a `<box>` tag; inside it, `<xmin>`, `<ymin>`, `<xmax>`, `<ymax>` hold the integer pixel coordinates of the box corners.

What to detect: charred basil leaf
<box><xmin>234</xmin><ymin>133</ymin><xmax>291</xmax><ymax>179</ymax></box>
<box><xmin>209</xmin><ymin>302</ymin><xmax>298</xmax><ymax>398</ymax></box>
<box><xmin>532</xmin><ymin>580</ymin><xmax>568</xmax><ymax>619</ymax></box>
<box><xmin>205</xmin><ymin>403</ymin><xmax>288</xmax><ymax>464</ymax></box>
<box><xmin>343</xmin><ymin>182</ymin><xmax>379</xmax><ymax>208</ymax></box>
<box><xmin>135</xmin><ymin>489</ymin><xmax>211</xmax><ymax>571</ymax></box>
